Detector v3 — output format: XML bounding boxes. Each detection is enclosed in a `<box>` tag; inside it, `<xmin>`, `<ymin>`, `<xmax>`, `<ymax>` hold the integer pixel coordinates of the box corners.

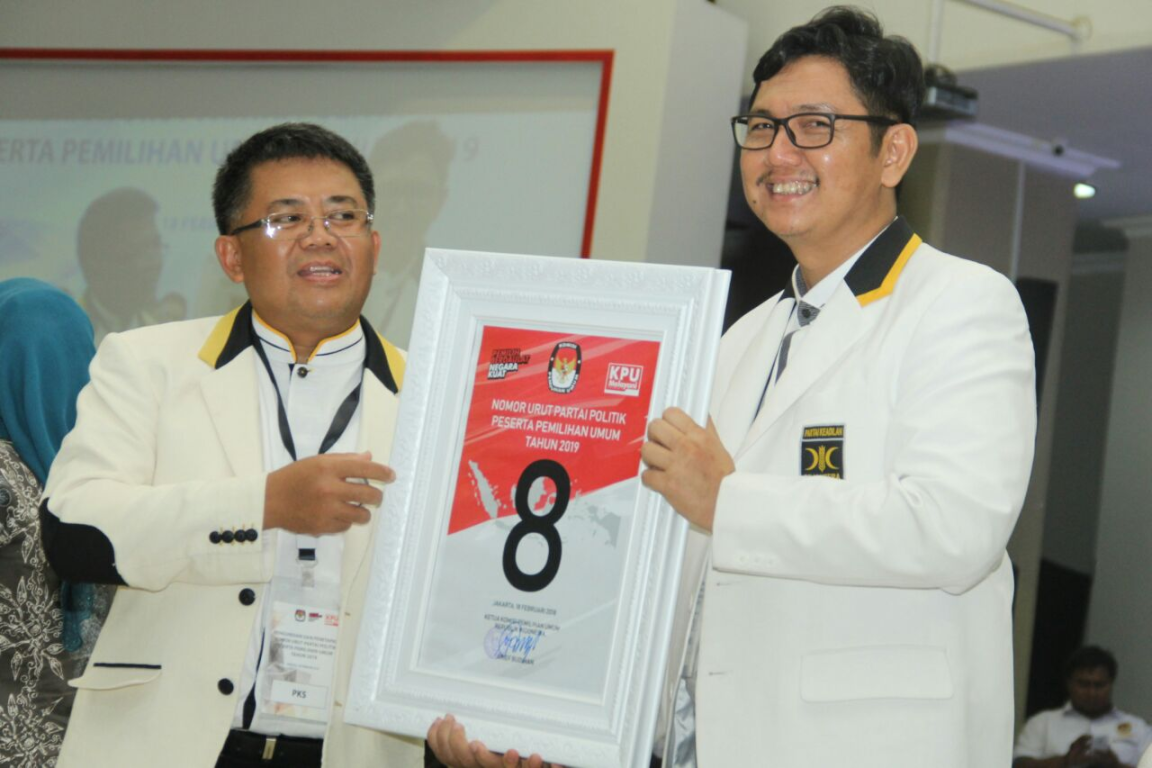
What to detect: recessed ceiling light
<box><xmin>1074</xmin><ymin>183</ymin><xmax>1096</xmax><ymax>199</ymax></box>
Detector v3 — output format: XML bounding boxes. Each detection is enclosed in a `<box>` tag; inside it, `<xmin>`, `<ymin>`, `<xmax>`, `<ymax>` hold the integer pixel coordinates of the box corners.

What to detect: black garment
<box><xmin>425</xmin><ymin>742</ymin><xmax>448</xmax><ymax>768</ymax></box>
<box><xmin>216</xmin><ymin>730</ymin><xmax>322</xmax><ymax>768</ymax></box>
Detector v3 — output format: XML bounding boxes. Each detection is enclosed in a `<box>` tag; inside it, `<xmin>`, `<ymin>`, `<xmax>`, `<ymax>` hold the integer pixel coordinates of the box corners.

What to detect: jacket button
<box><xmin>246</xmin><ymin>529</ymin><xmax>259</xmax><ymax>542</ymax></box>
<box><xmin>239</xmin><ymin>588</ymin><xmax>256</xmax><ymax>606</ymax></box>
<box><xmin>297</xmin><ymin>366</ymin><xmax>309</xmax><ymax>378</ymax></box>
<box><xmin>234</xmin><ymin>529</ymin><xmax>248</xmax><ymax>543</ymax></box>
<box><xmin>221</xmin><ymin>530</ymin><xmax>235</xmax><ymax>544</ymax></box>
<box><xmin>218</xmin><ymin>678</ymin><xmax>234</xmax><ymax>695</ymax></box>
<box><xmin>209</xmin><ymin>531</ymin><xmax>222</xmax><ymax>544</ymax></box>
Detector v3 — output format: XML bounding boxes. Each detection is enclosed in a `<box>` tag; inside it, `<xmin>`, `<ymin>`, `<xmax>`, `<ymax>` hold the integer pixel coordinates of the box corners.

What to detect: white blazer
<box><xmin>663</xmin><ymin>219</ymin><xmax>1037</xmax><ymax>767</ymax></box>
<box><xmin>42</xmin><ymin>306</ymin><xmax>422</xmax><ymax>768</ymax></box>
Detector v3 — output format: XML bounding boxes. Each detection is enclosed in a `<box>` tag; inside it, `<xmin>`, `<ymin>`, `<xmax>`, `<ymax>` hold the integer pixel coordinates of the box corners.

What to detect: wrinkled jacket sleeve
<box><xmin>41</xmin><ymin>330</ymin><xmax>271</xmax><ymax>591</ymax></box>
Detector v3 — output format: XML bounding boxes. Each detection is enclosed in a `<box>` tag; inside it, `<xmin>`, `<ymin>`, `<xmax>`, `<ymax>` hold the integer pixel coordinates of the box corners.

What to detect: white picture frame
<box><xmin>347</xmin><ymin>249</ymin><xmax>729</xmax><ymax>768</ymax></box>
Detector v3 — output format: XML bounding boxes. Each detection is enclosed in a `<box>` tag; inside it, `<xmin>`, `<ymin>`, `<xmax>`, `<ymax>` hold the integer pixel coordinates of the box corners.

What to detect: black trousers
<box><xmin>216</xmin><ymin>730</ymin><xmax>322</xmax><ymax>768</ymax></box>
<box><xmin>218</xmin><ymin>738</ymin><xmax>664</xmax><ymax>767</ymax></box>
<box><xmin>423</xmin><ymin>743</ymin><xmax>662</xmax><ymax>767</ymax></box>
<box><xmin>216</xmin><ymin>737</ymin><xmax>450</xmax><ymax>767</ymax></box>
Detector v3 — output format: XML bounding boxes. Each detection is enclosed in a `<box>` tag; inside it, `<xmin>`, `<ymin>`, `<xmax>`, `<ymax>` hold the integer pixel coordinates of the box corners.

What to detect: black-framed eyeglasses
<box><xmin>730</xmin><ymin>112</ymin><xmax>898</xmax><ymax>150</ymax></box>
<box><xmin>229</xmin><ymin>209</ymin><xmax>374</xmax><ymax>240</ymax></box>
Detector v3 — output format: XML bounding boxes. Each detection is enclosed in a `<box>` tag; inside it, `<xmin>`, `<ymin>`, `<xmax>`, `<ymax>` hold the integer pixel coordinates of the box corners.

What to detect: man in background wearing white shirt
<box><xmin>1015</xmin><ymin>646</ymin><xmax>1152</xmax><ymax>768</ymax></box>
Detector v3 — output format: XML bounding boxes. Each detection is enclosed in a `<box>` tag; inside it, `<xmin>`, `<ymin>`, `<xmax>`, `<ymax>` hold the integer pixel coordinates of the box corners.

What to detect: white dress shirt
<box><xmin>230</xmin><ymin>315</ymin><xmax>366</xmax><ymax>738</ymax></box>
<box><xmin>776</xmin><ymin>228</ymin><xmax>879</xmax><ymax>356</ymax></box>
<box><xmin>1014</xmin><ymin>704</ymin><xmax>1152</xmax><ymax>765</ymax></box>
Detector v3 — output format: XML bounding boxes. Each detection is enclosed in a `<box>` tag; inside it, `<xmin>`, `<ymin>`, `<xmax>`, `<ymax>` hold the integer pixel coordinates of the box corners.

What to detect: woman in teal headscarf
<box><xmin>0</xmin><ymin>277</ymin><xmax>110</xmax><ymax>768</ymax></box>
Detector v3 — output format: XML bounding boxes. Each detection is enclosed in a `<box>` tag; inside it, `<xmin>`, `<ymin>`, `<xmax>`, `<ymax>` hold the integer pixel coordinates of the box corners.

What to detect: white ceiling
<box><xmin>958</xmin><ymin>46</ymin><xmax>1152</xmax><ymax>222</ymax></box>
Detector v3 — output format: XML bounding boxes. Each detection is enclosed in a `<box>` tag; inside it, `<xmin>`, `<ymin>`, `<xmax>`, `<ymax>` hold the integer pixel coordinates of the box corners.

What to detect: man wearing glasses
<box><xmin>639</xmin><ymin>7</ymin><xmax>1037</xmax><ymax>768</ymax></box>
<box><xmin>41</xmin><ymin>123</ymin><xmax>421</xmax><ymax>768</ymax></box>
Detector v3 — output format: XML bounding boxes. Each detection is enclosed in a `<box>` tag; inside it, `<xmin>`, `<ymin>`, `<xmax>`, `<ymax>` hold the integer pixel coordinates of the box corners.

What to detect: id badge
<box><xmin>260</xmin><ymin>601</ymin><xmax>340</xmax><ymax>721</ymax></box>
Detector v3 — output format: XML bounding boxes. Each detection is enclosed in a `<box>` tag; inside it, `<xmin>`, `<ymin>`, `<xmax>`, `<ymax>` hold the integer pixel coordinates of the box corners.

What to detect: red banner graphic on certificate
<box><xmin>448</xmin><ymin>327</ymin><xmax>660</xmax><ymax>536</ymax></box>
<box><xmin>417</xmin><ymin>325</ymin><xmax>661</xmax><ymax>697</ymax></box>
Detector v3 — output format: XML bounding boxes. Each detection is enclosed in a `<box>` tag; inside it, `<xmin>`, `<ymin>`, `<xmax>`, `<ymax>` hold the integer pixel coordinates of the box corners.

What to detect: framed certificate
<box><xmin>347</xmin><ymin>249</ymin><xmax>729</xmax><ymax>768</ymax></box>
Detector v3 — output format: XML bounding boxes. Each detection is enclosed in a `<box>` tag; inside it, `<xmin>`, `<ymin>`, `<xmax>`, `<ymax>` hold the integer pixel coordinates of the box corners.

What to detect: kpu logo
<box><xmin>605</xmin><ymin>363</ymin><xmax>644</xmax><ymax>397</ymax></box>
<box><xmin>547</xmin><ymin>342</ymin><xmax>581</xmax><ymax>394</ymax></box>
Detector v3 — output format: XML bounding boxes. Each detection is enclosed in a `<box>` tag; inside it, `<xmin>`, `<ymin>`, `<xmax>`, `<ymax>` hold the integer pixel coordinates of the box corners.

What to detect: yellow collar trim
<box><xmin>197</xmin><ymin>306</ymin><xmax>243</xmax><ymax>367</ymax></box>
<box><xmin>855</xmin><ymin>234</ymin><xmax>922</xmax><ymax>307</ymax></box>
<box><xmin>253</xmin><ymin>312</ymin><xmax>361</xmax><ymax>363</ymax></box>
<box><xmin>377</xmin><ymin>335</ymin><xmax>406</xmax><ymax>390</ymax></box>
<box><xmin>198</xmin><ymin>304</ymin><xmax>404</xmax><ymax>393</ymax></box>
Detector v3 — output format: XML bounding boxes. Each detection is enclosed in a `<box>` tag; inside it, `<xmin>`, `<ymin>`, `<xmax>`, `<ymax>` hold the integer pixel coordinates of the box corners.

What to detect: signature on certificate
<box><xmin>485</xmin><ymin>623</ymin><xmax>544</xmax><ymax>664</ymax></box>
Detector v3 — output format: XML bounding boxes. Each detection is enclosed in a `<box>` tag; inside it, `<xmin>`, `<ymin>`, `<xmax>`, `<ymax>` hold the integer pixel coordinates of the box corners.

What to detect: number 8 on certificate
<box><xmin>417</xmin><ymin>326</ymin><xmax>661</xmax><ymax>698</ymax></box>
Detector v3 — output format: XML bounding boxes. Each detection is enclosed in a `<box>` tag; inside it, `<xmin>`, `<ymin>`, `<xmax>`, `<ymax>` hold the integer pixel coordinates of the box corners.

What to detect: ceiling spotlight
<box><xmin>1074</xmin><ymin>183</ymin><xmax>1096</xmax><ymax>199</ymax></box>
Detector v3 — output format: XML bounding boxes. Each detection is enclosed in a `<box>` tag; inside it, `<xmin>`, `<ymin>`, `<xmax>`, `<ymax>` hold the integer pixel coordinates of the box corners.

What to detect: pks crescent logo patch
<box><xmin>801</xmin><ymin>424</ymin><xmax>844</xmax><ymax>479</ymax></box>
<box><xmin>547</xmin><ymin>342</ymin><xmax>581</xmax><ymax>394</ymax></box>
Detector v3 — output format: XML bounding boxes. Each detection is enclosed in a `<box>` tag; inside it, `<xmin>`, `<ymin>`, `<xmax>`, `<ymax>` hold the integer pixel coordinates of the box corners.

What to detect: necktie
<box><xmin>776</xmin><ymin>300</ymin><xmax>819</xmax><ymax>379</ymax></box>
<box><xmin>669</xmin><ymin>300</ymin><xmax>818</xmax><ymax>765</ymax></box>
<box><xmin>753</xmin><ymin>298</ymin><xmax>819</xmax><ymax>418</ymax></box>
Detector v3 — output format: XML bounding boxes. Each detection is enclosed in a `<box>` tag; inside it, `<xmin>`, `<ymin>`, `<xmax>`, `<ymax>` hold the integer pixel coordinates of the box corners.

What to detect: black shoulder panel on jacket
<box><xmin>360</xmin><ymin>315</ymin><xmax>401</xmax><ymax>395</ymax></box>
<box><xmin>39</xmin><ymin>497</ymin><xmax>127</xmax><ymax>586</ymax></box>
<box><xmin>214</xmin><ymin>301</ymin><xmax>257</xmax><ymax>370</ymax></box>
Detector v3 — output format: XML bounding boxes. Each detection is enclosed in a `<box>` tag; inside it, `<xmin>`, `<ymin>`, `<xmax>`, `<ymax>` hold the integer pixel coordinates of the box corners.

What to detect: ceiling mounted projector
<box><xmin>922</xmin><ymin>64</ymin><xmax>978</xmax><ymax>121</ymax></box>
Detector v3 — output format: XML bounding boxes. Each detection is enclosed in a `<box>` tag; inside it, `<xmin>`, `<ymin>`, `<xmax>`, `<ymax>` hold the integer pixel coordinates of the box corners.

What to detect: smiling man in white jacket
<box><xmin>640</xmin><ymin>7</ymin><xmax>1037</xmax><ymax>768</ymax></box>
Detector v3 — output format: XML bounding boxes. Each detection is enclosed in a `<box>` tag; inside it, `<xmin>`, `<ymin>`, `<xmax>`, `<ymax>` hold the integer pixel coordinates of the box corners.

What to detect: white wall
<box><xmin>645</xmin><ymin>1</ymin><xmax>747</xmax><ymax>267</ymax></box>
<box><xmin>716</xmin><ymin>0</ymin><xmax>1152</xmax><ymax>87</ymax></box>
<box><xmin>0</xmin><ymin>0</ymin><xmax>747</xmax><ymax>268</ymax></box>
<box><xmin>1043</xmin><ymin>256</ymin><xmax>1126</xmax><ymax>575</ymax></box>
<box><xmin>1089</xmin><ymin>219</ymin><xmax>1152</xmax><ymax>716</ymax></box>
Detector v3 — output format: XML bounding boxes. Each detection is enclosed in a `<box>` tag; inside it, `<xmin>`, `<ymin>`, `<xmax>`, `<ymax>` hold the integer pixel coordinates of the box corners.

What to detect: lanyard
<box><xmin>252</xmin><ymin>336</ymin><xmax>363</xmax><ymax>561</ymax></box>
